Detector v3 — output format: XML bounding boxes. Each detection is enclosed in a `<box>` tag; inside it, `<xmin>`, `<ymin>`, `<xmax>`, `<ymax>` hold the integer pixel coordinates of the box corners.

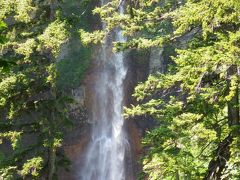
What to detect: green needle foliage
<box><xmin>81</xmin><ymin>0</ymin><xmax>240</xmax><ymax>179</ymax></box>
<box><xmin>0</xmin><ymin>1</ymin><xmax>74</xmax><ymax>179</ymax></box>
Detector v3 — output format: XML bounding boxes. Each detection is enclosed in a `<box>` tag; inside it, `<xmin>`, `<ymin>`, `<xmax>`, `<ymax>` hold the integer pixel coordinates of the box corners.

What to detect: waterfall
<box><xmin>79</xmin><ymin>1</ymin><xmax>129</xmax><ymax>180</ymax></box>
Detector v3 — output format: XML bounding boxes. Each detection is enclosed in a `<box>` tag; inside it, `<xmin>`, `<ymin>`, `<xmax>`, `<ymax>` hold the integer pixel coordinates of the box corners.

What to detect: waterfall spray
<box><xmin>79</xmin><ymin>1</ymin><xmax>129</xmax><ymax>180</ymax></box>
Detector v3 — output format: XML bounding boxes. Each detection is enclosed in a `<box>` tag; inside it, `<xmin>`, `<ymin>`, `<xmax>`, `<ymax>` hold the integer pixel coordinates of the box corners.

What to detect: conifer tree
<box><xmin>81</xmin><ymin>0</ymin><xmax>240</xmax><ymax>179</ymax></box>
<box><xmin>0</xmin><ymin>1</ymin><xmax>72</xmax><ymax>179</ymax></box>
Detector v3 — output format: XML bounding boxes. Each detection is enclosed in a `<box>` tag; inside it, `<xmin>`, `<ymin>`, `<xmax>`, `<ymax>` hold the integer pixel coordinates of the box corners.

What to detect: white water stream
<box><xmin>80</xmin><ymin>1</ymin><xmax>129</xmax><ymax>180</ymax></box>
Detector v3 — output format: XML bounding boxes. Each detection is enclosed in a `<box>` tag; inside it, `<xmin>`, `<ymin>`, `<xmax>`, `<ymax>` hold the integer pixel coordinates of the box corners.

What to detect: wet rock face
<box><xmin>59</xmin><ymin>21</ymin><xmax>201</xmax><ymax>180</ymax></box>
<box><xmin>176</xmin><ymin>27</ymin><xmax>201</xmax><ymax>49</ymax></box>
<box><xmin>148</xmin><ymin>28</ymin><xmax>201</xmax><ymax>75</ymax></box>
<box><xmin>59</xmin><ymin>131</ymin><xmax>90</xmax><ymax>180</ymax></box>
<box><xmin>59</xmin><ymin>46</ymin><xmax>151</xmax><ymax>179</ymax></box>
<box><xmin>59</xmin><ymin>39</ymin><xmax>179</xmax><ymax>180</ymax></box>
<box><xmin>58</xmin><ymin>2</ymin><xmax>196</xmax><ymax>179</ymax></box>
<box><xmin>123</xmin><ymin>49</ymin><xmax>152</xmax><ymax>178</ymax></box>
<box><xmin>68</xmin><ymin>86</ymin><xmax>88</xmax><ymax>123</ymax></box>
<box><xmin>149</xmin><ymin>45</ymin><xmax>176</xmax><ymax>75</ymax></box>
<box><xmin>59</xmin><ymin>85</ymin><xmax>90</xmax><ymax>179</ymax></box>
<box><xmin>57</xmin><ymin>0</ymin><xmax>101</xmax><ymax>173</ymax></box>
<box><xmin>149</xmin><ymin>47</ymin><xmax>165</xmax><ymax>74</ymax></box>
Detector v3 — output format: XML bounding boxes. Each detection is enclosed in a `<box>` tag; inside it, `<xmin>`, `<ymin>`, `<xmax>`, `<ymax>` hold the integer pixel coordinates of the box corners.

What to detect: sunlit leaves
<box><xmin>15</xmin><ymin>39</ymin><xmax>37</xmax><ymax>59</ymax></box>
<box><xmin>79</xmin><ymin>30</ymin><xmax>106</xmax><ymax>45</ymax></box>
<box><xmin>0</xmin><ymin>131</ymin><xmax>22</xmax><ymax>150</ymax></box>
<box><xmin>0</xmin><ymin>0</ymin><xmax>36</xmax><ymax>22</ymax></box>
<box><xmin>38</xmin><ymin>20</ymin><xmax>69</xmax><ymax>57</ymax></box>
<box><xmin>0</xmin><ymin>1</ymin><xmax>72</xmax><ymax>179</ymax></box>
<box><xmin>103</xmin><ymin>0</ymin><xmax>240</xmax><ymax>179</ymax></box>
<box><xmin>20</xmin><ymin>157</ymin><xmax>43</xmax><ymax>177</ymax></box>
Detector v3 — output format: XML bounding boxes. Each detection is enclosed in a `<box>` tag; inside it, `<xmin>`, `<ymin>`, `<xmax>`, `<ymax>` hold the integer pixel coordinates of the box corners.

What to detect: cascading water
<box><xmin>79</xmin><ymin>1</ymin><xmax>129</xmax><ymax>180</ymax></box>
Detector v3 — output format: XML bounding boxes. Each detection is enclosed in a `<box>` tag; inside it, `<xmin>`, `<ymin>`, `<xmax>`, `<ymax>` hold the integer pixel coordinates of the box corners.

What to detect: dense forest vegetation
<box><xmin>0</xmin><ymin>0</ymin><xmax>92</xmax><ymax>179</ymax></box>
<box><xmin>1</xmin><ymin>0</ymin><xmax>240</xmax><ymax>179</ymax></box>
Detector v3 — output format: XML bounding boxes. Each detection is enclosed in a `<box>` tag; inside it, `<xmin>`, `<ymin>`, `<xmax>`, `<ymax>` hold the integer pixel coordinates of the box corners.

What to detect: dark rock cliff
<box><xmin>55</xmin><ymin>1</ymin><xmax>199</xmax><ymax>179</ymax></box>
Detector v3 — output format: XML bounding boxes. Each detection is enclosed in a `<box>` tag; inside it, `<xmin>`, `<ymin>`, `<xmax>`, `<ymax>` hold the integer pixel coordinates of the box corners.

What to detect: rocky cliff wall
<box><xmin>55</xmin><ymin>1</ymin><xmax>198</xmax><ymax>179</ymax></box>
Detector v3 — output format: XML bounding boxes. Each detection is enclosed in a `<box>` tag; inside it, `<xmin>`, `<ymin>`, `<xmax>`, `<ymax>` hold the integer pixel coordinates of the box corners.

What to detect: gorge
<box><xmin>79</xmin><ymin>1</ymin><xmax>130</xmax><ymax>179</ymax></box>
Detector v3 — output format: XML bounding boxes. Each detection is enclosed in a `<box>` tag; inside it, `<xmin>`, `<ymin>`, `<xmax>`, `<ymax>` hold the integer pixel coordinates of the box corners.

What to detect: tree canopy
<box><xmin>80</xmin><ymin>0</ymin><xmax>240</xmax><ymax>179</ymax></box>
<box><xmin>0</xmin><ymin>1</ymin><xmax>72</xmax><ymax>179</ymax></box>
<box><xmin>0</xmin><ymin>0</ymin><xmax>239</xmax><ymax>179</ymax></box>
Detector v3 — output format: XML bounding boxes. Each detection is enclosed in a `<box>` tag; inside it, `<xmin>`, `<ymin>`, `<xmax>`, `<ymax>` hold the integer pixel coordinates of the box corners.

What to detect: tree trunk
<box><xmin>47</xmin><ymin>108</ymin><xmax>57</xmax><ymax>180</ymax></box>
<box><xmin>204</xmin><ymin>65</ymin><xmax>239</xmax><ymax>180</ymax></box>
<box><xmin>47</xmin><ymin>148</ymin><xmax>56</xmax><ymax>180</ymax></box>
<box><xmin>227</xmin><ymin>66</ymin><xmax>239</xmax><ymax>126</ymax></box>
<box><xmin>204</xmin><ymin>135</ymin><xmax>232</xmax><ymax>180</ymax></box>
